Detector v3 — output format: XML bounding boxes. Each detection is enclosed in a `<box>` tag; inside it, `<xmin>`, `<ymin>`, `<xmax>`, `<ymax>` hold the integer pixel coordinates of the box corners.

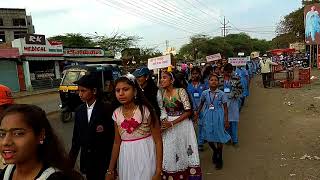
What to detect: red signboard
<box><xmin>0</xmin><ymin>48</ymin><xmax>20</xmax><ymax>58</ymax></box>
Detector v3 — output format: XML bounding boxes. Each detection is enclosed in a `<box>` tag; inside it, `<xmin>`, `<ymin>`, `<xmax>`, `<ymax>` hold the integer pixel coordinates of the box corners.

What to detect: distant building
<box><xmin>0</xmin><ymin>8</ymin><xmax>35</xmax><ymax>44</ymax></box>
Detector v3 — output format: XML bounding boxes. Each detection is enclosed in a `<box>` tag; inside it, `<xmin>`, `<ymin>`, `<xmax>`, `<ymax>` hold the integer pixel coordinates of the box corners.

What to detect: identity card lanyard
<box><xmin>209</xmin><ymin>91</ymin><xmax>217</xmax><ymax>110</ymax></box>
<box><xmin>193</xmin><ymin>83</ymin><xmax>200</xmax><ymax>98</ymax></box>
<box><xmin>224</xmin><ymin>80</ymin><xmax>231</xmax><ymax>93</ymax></box>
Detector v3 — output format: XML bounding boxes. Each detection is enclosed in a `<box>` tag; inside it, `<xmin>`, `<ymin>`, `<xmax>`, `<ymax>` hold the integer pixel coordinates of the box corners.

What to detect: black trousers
<box><xmin>261</xmin><ymin>73</ymin><xmax>271</xmax><ymax>88</ymax></box>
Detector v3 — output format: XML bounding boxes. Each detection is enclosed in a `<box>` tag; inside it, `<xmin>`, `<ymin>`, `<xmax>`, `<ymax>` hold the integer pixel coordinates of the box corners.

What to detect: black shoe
<box><xmin>212</xmin><ymin>151</ymin><xmax>217</xmax><ymax>164</ymax></box>
<box><xmin>215</xmin><ymin>149</ymin><xmax>223</xmax><ymax>170</ymax></box>
<box><xmin>198</xmin><ymin>145</ymin><xmax>204</xmax><ymax>152</ymax></box>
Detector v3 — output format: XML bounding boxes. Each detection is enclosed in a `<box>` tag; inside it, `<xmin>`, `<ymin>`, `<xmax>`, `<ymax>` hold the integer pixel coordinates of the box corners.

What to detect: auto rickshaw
<box><xmin>59</xmin><ymin>64</ymin><xmax>121</xmax><ymax>122</ymax></box>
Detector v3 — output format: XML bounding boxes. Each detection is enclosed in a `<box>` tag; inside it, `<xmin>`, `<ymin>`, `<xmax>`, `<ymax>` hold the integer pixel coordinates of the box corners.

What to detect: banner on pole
<box><xmin>148</xmin><ymin>54</ymin><xmax>171</xmax><ymax>70</ymax></box>
<box><xmin>228</xmin><ymin>57</ymin><xmax>249</xmax><ymax>66</ymax></box>
<box><xmin>206</xmin><ymin>53</ymin><xmax>221</xmax><ymax>62</ymax></box>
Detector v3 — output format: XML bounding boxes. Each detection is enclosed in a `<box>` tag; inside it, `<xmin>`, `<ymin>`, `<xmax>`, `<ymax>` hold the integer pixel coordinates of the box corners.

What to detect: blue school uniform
<box><xmin>187</xmin><ymin>82</ymin><xmax>207</xmax><ymax>146</ymax></box>
<box><xmin>200</xmin><ymin>89</ymin><xmax>231</xmax><ymax>143</ymax></box>
<box><xmin>236</xmin><ymin>67</ymin><xmax>249</xmax><ymax>97</ymax></box>
<box><xmin>187</xmin><ymin>82</ymin><xmax>208</xmax><ymax>109</ymax></box>
<box><xmin>221</xmin><ymin>76</ymin><xmax>242</xmax><ymax>144</ymax></box>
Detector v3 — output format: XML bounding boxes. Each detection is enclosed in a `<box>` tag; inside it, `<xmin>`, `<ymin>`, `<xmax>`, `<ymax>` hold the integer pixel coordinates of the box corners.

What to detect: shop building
<box><xmin>0</xmin><ymin>48</ymin><xmax>22</xmax><ymax>92</ymax></box>
<box><xmin>12</xmin><ymin>34</ymin><xmax>64</xmax><ymax>90</ymax></box>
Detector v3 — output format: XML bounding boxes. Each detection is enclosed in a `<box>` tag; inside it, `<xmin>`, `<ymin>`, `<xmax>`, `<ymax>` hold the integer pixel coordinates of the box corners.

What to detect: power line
<box><xmin>159</xmin><ymin>0</ymin><xmax>216</xmax><ymax>26</ymax></box>
<box><xmin>142</xmin><ymin>27</ymin><xmax>222</xmax><ymax>48</ymax></box>
<box><xmin>143</xmin><ymin>0</ymin><xmax>215</xmax><ymax>28</ymax></box>
<box><xmin>97</xmin><ymin>0</ymin><xmax>199</xmax><ymax>34</ymax></box>
<box><xmin>122</xmin><ymin>0</ymin><xmax>209</xmax><ymax>30</ymax></box>
<box><xmin>221</xmin><ymin>16</ymin><xmax>232</xmax><ymax>37</ymax></box>
<box><xmin>190</xmin><ymin>0</ymin><xmax>276</xmax><ymax>37</ymax></box>
<box><xmin>181</xmin><ymin>0</ymin><xmax>223</xmax><ymax>24</ymax></box>
<box><xmin>118</xmin><ymin>0</ymin><xmax>210</xmax><ymax>32</ymax></box>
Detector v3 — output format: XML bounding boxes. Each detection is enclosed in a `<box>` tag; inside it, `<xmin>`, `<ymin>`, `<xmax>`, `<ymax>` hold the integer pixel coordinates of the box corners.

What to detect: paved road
<box><xmin>45</xmin><ymin>76</ymin><xmax>320</xmax><ymax>179</ymax></box>
<box><xmin>15</xmin><ymin>92</ymin><xmax>61</xmax><ymax>114</ymax></box>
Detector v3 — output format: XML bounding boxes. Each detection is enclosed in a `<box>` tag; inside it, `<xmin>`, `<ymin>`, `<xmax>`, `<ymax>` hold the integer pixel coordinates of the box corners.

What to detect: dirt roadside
<box><xmin>201</xmin><ymin>70</ymin><xmax>320</xmax><ymax>180</ymax></box>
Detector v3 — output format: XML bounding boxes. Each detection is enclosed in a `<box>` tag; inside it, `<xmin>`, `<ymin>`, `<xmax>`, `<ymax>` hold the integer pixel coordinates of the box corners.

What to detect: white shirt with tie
<box><xmin>86</xmin><ymin>101</ymin><xmax>96</xmax><ymax>123</ymax></box>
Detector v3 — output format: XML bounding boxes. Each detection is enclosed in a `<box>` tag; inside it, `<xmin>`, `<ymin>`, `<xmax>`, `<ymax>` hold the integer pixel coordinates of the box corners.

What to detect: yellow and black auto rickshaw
<box><xmin>59</xmin><ymin>64</ymin><xmax>121</xmax><ymax>122</ymax></box>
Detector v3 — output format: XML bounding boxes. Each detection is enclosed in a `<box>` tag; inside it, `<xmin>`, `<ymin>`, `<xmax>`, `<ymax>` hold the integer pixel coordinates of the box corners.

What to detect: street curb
<box><xmin>47</xmin><ymin>110</ymin><xmax>60</xmax><ymax>116</ymax></box>
<box><xmin>13</xmin><ymin>89</ymin><xmax>59</xmax><ymax>99</ymax></box>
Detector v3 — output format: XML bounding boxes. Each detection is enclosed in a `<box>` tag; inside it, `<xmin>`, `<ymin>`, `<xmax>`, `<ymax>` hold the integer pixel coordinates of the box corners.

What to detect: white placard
<box><xmin>228</xmin><ymin>57</ymin><xmax>248</xmax><ymax>66</ymax></box>
<box><xmin>238</xmin><ymin>52</ymin><xmax>245</xmax><ymax>56</ymax></box>
<box><xmin>206</xmin><ymin>53</ymin><xmax>221</xmax><ymax>62</ymax></box>
<box><xmin>148</xmin><ymin>54</ymin><xmax>171</xmax><ymax>70</ymax></box>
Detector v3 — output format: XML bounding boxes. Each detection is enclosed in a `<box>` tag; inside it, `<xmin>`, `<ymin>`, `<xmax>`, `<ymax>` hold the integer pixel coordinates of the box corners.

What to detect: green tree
<box><xmin>48</xmin><ymin>33</ymin><xmax>95</xmax><ymax>47</ymax></box>
<box><xmin>94</xmin><ymin>34</ymin><xmax>140</xmax><ymax>54</ymax></box>
<box><xmin>121</xmin><ymin>47</ymin><xmax>162</xmax><ymax>65</ymax></box>
<box><xmin>225</xmin><ymin>33</ymin><xmax>253</xmax><ymax>56</ymax></box>
<box><xmin>272</xmin><ymin>7</ymin><xmax>304</xmax><ymax>48</ymax></box>
<box><xmin>251</xmin><ymin>38</ymin><xmax>272</xmax><ymax>54</ymax></box>
<box><xmin>178</xmin><ymin>33</ymin><xmax>268</xmax><ymax>59</ymax></box>
<box><xmin>49</xmin><ymin>33</ymin><xmax>140</xmax><ymax>55</ymax></box>
<box><xmin>139</xmin><ymin>48</ymin><xmax>162</xmax><ymax>64</ymax></box>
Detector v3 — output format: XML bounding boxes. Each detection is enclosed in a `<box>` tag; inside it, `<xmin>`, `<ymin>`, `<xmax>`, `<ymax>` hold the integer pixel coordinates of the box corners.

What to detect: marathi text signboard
<box><xmin>305</xmin><ymin>4</ymin><xmax>320</xmax><ymax>44</ymax></box>
<box><xmin>206</xmin><ymin>53</ymin><xmax>221</xmax><ymax>62</ymax></box>
<box><xmin>64</xmin><ymin>48</ymin><xmax>105</xmax><ymax>57</ymax></box>
<box><xmin>228</xmin><ymin>57</ymin><xmax>248</xmax><ymax>66</ymax></box>
<box><xmin>148</xmin><ymin>54</ymin><xmax>171</xmax><ymax>70</ymax></box>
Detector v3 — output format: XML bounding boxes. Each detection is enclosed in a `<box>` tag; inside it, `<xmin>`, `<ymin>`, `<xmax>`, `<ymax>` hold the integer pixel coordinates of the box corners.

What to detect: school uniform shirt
<box><xmin>218</xmin><ymin>73</ymin><xmax>243</xmax><ymax>99</ymax></box>
<box><xmin>235</xmin><ymin>67</ymin><xmax>249</xmax><ymax>97</ymax></box>
<box><xmin>187</xmin><ymin>82</ymin><xmax>207</xmax><ymax>110</ymax></box>
<box><xmin>86</xmin><ymin>101</ymin><xmax>96</xmax><ymax>123</ymax></box>
<box><xmin>69</xmin><ymin>100</ymin><xmax>115</xmax><ymax>180</ymax></box>
<box><xmin>219</xmin><ymin>74</ymin><xmax>243</xmax><ymax>122</ymax></box>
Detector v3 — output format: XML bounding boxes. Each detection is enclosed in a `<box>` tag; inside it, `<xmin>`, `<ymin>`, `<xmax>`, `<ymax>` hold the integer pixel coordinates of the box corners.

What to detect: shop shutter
<box><xmin>0</xmin><ymin>60</ymin><xmax>19</xmax><ymax>92</ymax></box>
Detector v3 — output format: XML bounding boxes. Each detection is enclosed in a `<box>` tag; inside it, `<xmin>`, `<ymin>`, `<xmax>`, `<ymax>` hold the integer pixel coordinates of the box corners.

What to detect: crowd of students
<box><xmin>0</xmin><ymin>57</ymin><xmax>259</xmax><ymax>180</ymax></box>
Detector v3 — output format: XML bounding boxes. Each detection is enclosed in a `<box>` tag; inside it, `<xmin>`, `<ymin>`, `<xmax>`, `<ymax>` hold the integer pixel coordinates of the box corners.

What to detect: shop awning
<box><xmin>25</xmin><ymin>56</ymin><xmax>64</xmax><ymax>61</ymax></box>
<box><xmin>269</xmin><ymin>48</ymin><xmax>296</xmax><ymax>55</ymax></box>
<box><xmin>65</xmin><ymin>57</ymin><xmax>121</xmax><ymax>63</ymax></box>
<box><xmin>0</xmin><ymin>48</ymin><xmax>20</xmax><ymax>59</ymax></box>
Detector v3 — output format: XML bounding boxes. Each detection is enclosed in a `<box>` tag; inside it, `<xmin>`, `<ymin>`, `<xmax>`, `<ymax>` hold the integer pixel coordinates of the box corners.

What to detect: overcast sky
<box><xmin>0</xmin><ymin>0</ymin><xmax>302</xmax><ymax>52</ymax></box>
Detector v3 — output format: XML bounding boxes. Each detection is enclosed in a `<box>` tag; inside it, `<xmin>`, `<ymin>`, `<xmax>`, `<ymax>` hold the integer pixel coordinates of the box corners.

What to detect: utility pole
<box><xmin>221</xmin><ymin>16</ymin><xmax>231</xmax><ymax>37</ymax></box>
<box><xmin>165</xmin><ymin>40</ymin><xmax>169</xmax><ymax>49</ymax></box>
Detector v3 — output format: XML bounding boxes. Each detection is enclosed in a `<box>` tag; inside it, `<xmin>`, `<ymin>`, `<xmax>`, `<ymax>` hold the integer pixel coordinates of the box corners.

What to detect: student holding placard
<box><xmin>220</xmin><ymin>63</ymin><xmax>243</xmax><ymax>147</ymax></box>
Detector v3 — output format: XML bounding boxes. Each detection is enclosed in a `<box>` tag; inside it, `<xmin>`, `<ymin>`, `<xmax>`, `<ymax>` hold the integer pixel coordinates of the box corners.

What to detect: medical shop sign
<box><xmin>228</xmin><ymin>57</ymin><xmax>248</xmax><ymax>66</ymax></box>
<box><xmin>12</xmin><ymin>38</ymin><xmax>63</xmax><ymax>56</ymax></box>
<box><xmin>148</xmin><ymin>54</ymin><xmax>171</xmax><ymax>70</ymax></box>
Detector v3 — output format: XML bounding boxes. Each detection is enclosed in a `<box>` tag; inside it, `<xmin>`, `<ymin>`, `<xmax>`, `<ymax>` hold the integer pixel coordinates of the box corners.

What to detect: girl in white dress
<box><xmin>160</xmin><ymin>71</ymin><xmax>202</xmax><ymax>180</ymax></box>
<box><xmin>105</xmin><ymin>74</ymin><xmax>163</xmax><ymax>180</ymax></box>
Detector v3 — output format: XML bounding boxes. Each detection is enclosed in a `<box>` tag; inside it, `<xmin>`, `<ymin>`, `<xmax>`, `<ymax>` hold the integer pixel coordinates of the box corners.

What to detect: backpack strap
<box><xmin>3</xmin><ymin>165</ymin><xmax>60</xmax><ymax>180</ymax></box>
<box><xmin>36</xmin><ymin>167</ymin><xmax>60</xmax><ymax>180</ymax></box>
<box><xmin>3</xmin><ymin>165</ymin><xmax>14</xmax><ymax>180</ymax></box>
